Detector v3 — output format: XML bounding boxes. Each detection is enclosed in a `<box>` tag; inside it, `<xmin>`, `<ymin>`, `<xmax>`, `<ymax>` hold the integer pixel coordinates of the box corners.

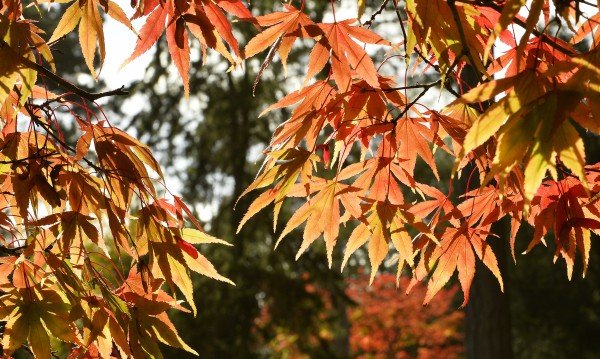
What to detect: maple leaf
<box><xmin>113</xmin><ymin>269</ymin><xmax>198</xmax><ymax>357</ymax></box>
<box><xmin>244</xmin><ymin>4</ymin><xmax>315</xmax><ymax>60</ymax></box>
<box><xmin>341</xmin><ymin>201</ymin><xmax>421</xmax><ymax>284</ymax></box>
<box><xmin>237</xmin><ymin>147</ymin><xmax>319</xmax><ymax>230</ymax></box>
<box><xmin>482</xmin><ymin>0</ymin><xmax>525</xmax><ymax>61</ymax></box>
<box><xmin>406</xmin><ymin>0</ymin><xmax>488</xmax><ymax>73</ymax></box>
<box><xmin>137</xmin><ymin>214</ymin><xmax>199</xmax><ymax>314</ymax></box>
<box><xmin>245</xmin><ymin>5</ymin><xmax>390</xmax><ymax>91</ymax></box>
<box><xmin>0</xmin><ymin>16</ymin><xmax>54</xmax><ymax>104</ymax></box>
<box><xmin>1</xmin><ymin>256</ymin><xmax>45</xmax><ymax>289</ymax></box>
<box><xmin>489</xmin><ymin>36</ymin><xmax>572</xmax><ymax>79</ymax></box>
<box><xmin>259</xmin><ymin>80</ymin><xmax>336</xmax><ymax>119</ymax></box>
<box><xmin>33</xmin><ymin>211</ymin><xmax>102</xmax><ymax>266</ymax></box>
<box><xmin>275</xmin><ymin>177</ymin><xmax>363</xmax><ymax>267</ymax></box>
<box><xmin>344</xmin><ymin>153</ymin><xmax>414</xmax><ymax>205</ymax></box>
<box><xmin>344</xmin><ymin>78</ymin><xmax>407</xmax><ymax>123</ymax></box>
<box><xmin>0</xmin><ymin>286</ymin><xmax>79</xmax><ymax>359</ymax></box>
<box><xmin>0</xmin><ymin>1</ymin><xmax>242</xmax><ymax>356</ymax></box>
<box><xmin>93</xmin><ymin>123</ymin><xmax>164</xmax><ymax>209</ymax></box>
<box><xmin>458</xmin><ymin>70</ymin><xmax>587</xmax><ymax>204</ymax></box>
<box><xmin>409</xmin><ymin>183</ymin><xmax>455</xmax><ymax>228</ymax></box>
<box><xmin>395</xmin><ymin>116</ymin><xmax>444</xmax><ymax>180</ymax></box>
<box><xmin>456</xmin><ymin>186</ymin><xmax>501</xmax><ymax>227</ymax></box>
<box><xmin>177</xmin><ymin>230</ymin><xmax>234</xmax><ymax>284</ymax></box>
<box><xmin>316</xmin><ymin>19</ymin><xmax>390</xmax><ymax>91</ymax></box>
<box><xmin>57</xmin><ymin>169</ymin><xmax>105</xmax><ymax>217</ymax></box>
<box><xmin>571</xmin><ymin>11</ymin><xmax>600</xmax><ymax>46</ymax></box>
<box><xmin>48</xmin><ymin>0</ymin><xmax>133</xmax><ymax>78</ymax></box>
<box><xmin>514</xmin><ymin>0</ymin><xmax>546</xmax><ymax>54</ymax></box>
<box><xmin>136</xmin><ymin>201</ymin><xmax>233</xmax><ymax>315</ymax></box>
<box><xmin>424</xmin><ymin>225</ymin><xmax>503</xmax><ymax>307</ymax></box>
<box><xmin>527</xmin><ymin>177</ymin><xmax>600</xmax><ymax>279</ymax></box>
<box><xmin>6</xmin><ymin>0</ymin><xmax>600</xmax><ymax>351</ymax></box>
<box><xmin>562</xmin><ymin>49</ymin><xmax>600</xmax><ymax>132</ymax></box>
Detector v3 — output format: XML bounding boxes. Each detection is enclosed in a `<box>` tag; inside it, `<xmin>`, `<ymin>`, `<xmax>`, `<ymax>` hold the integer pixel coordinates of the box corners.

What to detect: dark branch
<box><xmin>455</xmin><ymin>0</ymin><xmax>577</xmax><ymax>56</ymax></box>
<box><xmin>448</xmin><ymin>0</ymin><xmax>485</xmax><ymax>83</ymax></box>
<box><xmin>0</xmin><ymin>39</ymin><xmax>129</xmax><ymax>101</ymax></box>
<box><xmin>0</xmin><ymin>245</ymin><xmax>26</xmax><ymax>256</ymax></box>
<box><xmin>392</xmin><ymin>79</ymin><xmax>442</xmax><ymax>121</ymax></box>
<box><xmin>364</xmin><ymin>0</ymin><xmax>391</xmax><ymax>28</ymax></box>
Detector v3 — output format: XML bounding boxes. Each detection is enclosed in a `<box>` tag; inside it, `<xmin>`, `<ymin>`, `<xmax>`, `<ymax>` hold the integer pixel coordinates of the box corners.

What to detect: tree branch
<box><xmin>0</xmin><ymin>39</ymin><xmax>129</xmax><ymax>101</ymax></box>
<box><xmin>364</xmin><ymin>0</ymin><xmax>391</xmax><ymax>28</ymax></box>
<box><xmin>392</xmin><ymin>79</ymin><xmax>442</xmax><ymax>121</ymax></box>
<box><xmin>455</xmin><ymin>0</ymin><xmax>577</xmax><ymax>56</ymax></box>
<box><xmin>0</xmin><ymin>245</ymin><xmax>26</xmax><ymax>256</ymax></box>
<box><xmin>391</xmin><ymin>49</ymin><xmax>464</xmax><ymax>122</ymax></box>
<box><xmin>448</xmin><ymin>0</ymin><xmax>484</xmax><ymax>83</ymax></box>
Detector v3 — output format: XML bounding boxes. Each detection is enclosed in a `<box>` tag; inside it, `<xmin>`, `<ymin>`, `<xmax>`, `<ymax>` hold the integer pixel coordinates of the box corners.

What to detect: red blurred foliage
<box><xmin>254</xmin><ymin>271</ymin><xmax>463</xmax><ymax>357</ymax></box>
<box><xmin>347</xmin><ymin>273</ymin><xmax>464</xmax><ymax>358</ymax></box>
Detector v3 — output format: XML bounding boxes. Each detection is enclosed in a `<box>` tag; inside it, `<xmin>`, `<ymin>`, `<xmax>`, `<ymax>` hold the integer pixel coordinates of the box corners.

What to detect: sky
<box><xmin>100</xmin><ymin>0</ymin><xmax>151</xmax><ymax>89</ymax></box>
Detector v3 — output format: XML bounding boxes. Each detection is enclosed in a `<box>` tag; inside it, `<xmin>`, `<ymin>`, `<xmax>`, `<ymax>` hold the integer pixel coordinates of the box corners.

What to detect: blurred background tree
<box><xmin>347</xmin><ymin>274</ymin><xmax>463</xmax><ymax>358</ymax></box>
<box><xmin>32</xmin><ymin>0</ymin><xmax>600</xmax><ymax>357</ymax></box>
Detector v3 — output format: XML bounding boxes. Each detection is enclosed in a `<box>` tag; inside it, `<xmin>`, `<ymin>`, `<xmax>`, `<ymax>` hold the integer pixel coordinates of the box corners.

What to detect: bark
<box><xmin>332</xmin><ymin>290</ymin><xmax>351</xmax><ymax>357</ymax></box>
<box><xmin>460</xmin><ymin>63</ymin><xmax>514</xmax><ymax>358</ymax></box>
<box><xmin>465</xmin><ymin>220</ymin><xmax>513</xmax><ymax>359</ymax></box>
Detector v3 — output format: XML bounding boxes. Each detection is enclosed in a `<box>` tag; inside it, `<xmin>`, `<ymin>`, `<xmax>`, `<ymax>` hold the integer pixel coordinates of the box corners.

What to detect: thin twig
<box><xmin>391</xmin><ymin>50</ymin><xmax>464</xmax><ymax>122</ymax></box>
<box><xmin>365</xmin><ymin>0</ymin><xmax>391</xmax><ymax>28</ymax></box>
<box><xmin>393</xmin><ymin>0</ymin><xmax>410</xmax><ymax>58</ymax></box>
<box><xmin>23</xmin><ymin>102</ymin><xmax>104</xmax><ymax>172</ymax></box>
<box><xmin>394</xmin><ymin>79</ymin><xmax>442</xmax><ymax>121</ymax></box>
<box><xmin>447</xmin><ymin>0</ymin><xmax>484</xmax><ymax>83</ymax></box>
<box><xmin>0</xmin><ymin>151</ymin><xmax>58</xmax><ymax>165</ymax></box>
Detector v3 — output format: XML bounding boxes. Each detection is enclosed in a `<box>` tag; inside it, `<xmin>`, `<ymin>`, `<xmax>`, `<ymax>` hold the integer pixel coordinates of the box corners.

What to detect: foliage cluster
<box><xmin>1</xmin><ymin>0</ymin><xmax>600</xmax><ymax>357</ymax></box>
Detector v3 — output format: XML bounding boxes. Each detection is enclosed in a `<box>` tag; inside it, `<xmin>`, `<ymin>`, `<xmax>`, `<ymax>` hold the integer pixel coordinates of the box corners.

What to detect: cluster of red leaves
<box><xmin>254</xmin><ymin>272</ymin><xmax>463</xmax><ymax>358</ymax></box>
<box><xmin>238</xmin><ymin>0</ymin><xmax>600</xmax><ymax>309</ymax></box>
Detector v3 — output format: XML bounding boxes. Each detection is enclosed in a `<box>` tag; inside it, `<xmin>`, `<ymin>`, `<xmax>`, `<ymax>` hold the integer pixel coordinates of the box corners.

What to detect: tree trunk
<box><xmin>465</xmin><ymin>224</ymin><xmax>513</xmax><ymax>359</ymax></box>
<box><xmin>460</xmin><ymin>62</ymin><xmax>514</xmax><ymax>358</ymax></box>
<box><xmin>332</xmin><ymin>291</ymin><xmax>351</xmax><ymax>357</ymax></box>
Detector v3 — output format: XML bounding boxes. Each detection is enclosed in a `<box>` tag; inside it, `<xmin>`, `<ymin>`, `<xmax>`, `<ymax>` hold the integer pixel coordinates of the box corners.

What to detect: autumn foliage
<box><xmin>0</xmin><ymin>0</ymin><xmax>235</xmax><ymax>357</ymax></box>
<box><xmin>347</xmin><ymin>273</ymin><xmax>463</xmax><ymax>358</ymax></box>
<box><xmin>254</xmin><ymin>273</ymin><xmax>463</xmax><ymax>358</ymax></box>
<box><xmin>1</xmin><ymin>0</ymin><xmax>600</xmax><ymax>357</ymax></box>
<box><xmin>239</xmin><ymin>0</ymin><xmax>600</xmax><ymax>306</ymax></box>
